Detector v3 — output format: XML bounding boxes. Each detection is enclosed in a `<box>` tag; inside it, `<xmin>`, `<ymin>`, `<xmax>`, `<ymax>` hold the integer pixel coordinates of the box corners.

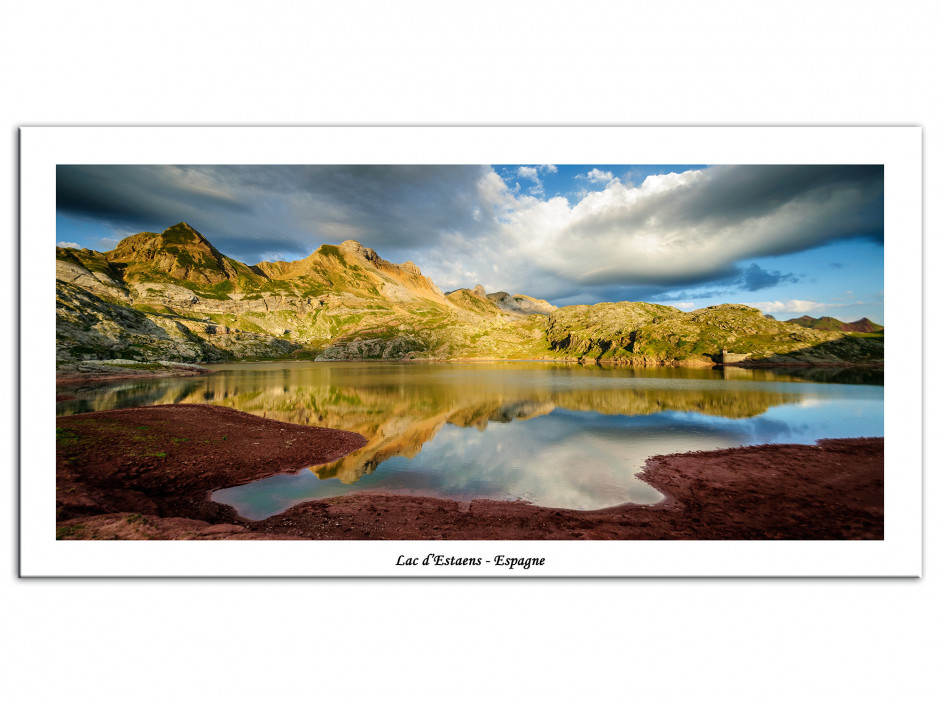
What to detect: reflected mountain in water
<box><xmin>58</xmin><ymin>362</ymin><xmax>883</xmax><ymax>516</ymax></box>
<box><xmin>60</xmin><ymin>362</ymin><xmax>810</xmax><ymax>484</ymax></box>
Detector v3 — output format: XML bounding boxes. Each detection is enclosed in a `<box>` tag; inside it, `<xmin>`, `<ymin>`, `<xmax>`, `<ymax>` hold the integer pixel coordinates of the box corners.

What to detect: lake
<box><xmin>57</xmin><ymin>361</ymin><xmax>884</xmax><ymax>519</ymax></box>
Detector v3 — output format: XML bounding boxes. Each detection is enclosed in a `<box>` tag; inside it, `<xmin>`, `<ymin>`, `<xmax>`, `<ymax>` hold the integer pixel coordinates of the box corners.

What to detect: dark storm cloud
<box><xmin>546</xmin><ymin>164</ymin><xmax>883</xmax><ymax>291</ymax></box>
<box><xmin>562</xmin><ymin>265</ymin><xmax>799</xmax><ymax>305</ymax></box>
<box><xmin>674</xmin><ymin>165</ymin><xmax>883</xmax><ymax>232</ymax></box>
<box><xmin>57</xmin><ymin>165</ymin><xmax>252</xmax><ymax>222</ymax></box>
<box><xmin>56</xmin><ymin>163</ymin><xmax>884</xmax><ymax>305</ymax></box>
<box><xmin>574</xmin><ymin>165</ymin><xmax>880</xmax><ymax>232</ymax></box>
<box><xmin>57</xmin><ymin>165</ymin><xmax>489</xmax><ymax>264</ymax></box>
<box><xmin>541</xmin><ymin>262</ymin><xmax>801</xmax><ymax>307</ymax></box>
<box><xmin>569</xmin><ymin>165</ymin><xmax>884</xmax><ymax>248</ymax></box>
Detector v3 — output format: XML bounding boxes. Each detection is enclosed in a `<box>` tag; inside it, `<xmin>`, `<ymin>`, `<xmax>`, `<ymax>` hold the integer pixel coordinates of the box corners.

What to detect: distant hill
<box><xmin>546</xmin><ymin>303</ymin><xmax>883</xmax><ymax>365</ymax></box>
<box><xmin>444</xmin><ymin>284</ymin><xmax>556</xmax><ymax>317</ymax></box>
<box><xmin>786</xmin><ymin>315</ymin><xmax>884</xmax><ymax>333</ymax></box>
<box><xmin>55</xmin><ymin>223</ymin><xmax>884</xmax><ymax>368</ymax></box>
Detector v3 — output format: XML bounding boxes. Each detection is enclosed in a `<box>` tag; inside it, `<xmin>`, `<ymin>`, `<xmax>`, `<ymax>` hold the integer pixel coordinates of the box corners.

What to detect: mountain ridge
<box><xmin>56</xmin><ymin>223</ymin><xmax>884</xmax><ymax>368</ymax></box>
<box><xmin>786</xmin><ymin>315</ymin><xmax>884</xmax><ymax>333</ymax></box>
<box><xmin>56</xmin><ymin>223</ymin><xmax>554</xmax><ymax>365</ymax></box>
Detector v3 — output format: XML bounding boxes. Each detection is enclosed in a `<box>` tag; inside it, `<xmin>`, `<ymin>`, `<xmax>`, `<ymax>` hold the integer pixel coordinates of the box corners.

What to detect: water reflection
<box><xmin>57</xmin><ymin>362</ymin><xmax>884</xmax><ymax>517</ymax></box>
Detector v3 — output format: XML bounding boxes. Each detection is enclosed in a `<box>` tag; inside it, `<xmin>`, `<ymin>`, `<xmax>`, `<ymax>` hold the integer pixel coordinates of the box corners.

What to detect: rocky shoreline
<box><xmin>56</xmin><ymin>404</ymin><xmax>883</xmax><ymax>541</ymax></box>
<box><xmin>55</xmin><ymin>355</ymin><xmax>885</xmax><ymax>384</ymax></box>
<box><xmin>56</xmin><ymin>359</ymin><xmax>213</xmax><ymax>385</ymax></box>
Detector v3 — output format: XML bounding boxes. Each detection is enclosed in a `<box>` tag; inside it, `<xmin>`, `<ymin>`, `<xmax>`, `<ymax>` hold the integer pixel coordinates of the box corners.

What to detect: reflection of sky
<box><xmin>57</xmin><ymin>362</ymin><xmax>884</xmax><ymax>518</ymax></box>
<box><xmin>213</xmin><ymin>395</ymin><xmax>884</xmax><ymax>520</ymax></box>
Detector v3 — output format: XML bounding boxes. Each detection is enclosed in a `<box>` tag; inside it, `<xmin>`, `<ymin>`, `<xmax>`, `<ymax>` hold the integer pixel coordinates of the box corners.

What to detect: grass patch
<box><xmin>317</xmin><ymin>244</ymin><xmax>347</xmax><ymax>266</ymax></box>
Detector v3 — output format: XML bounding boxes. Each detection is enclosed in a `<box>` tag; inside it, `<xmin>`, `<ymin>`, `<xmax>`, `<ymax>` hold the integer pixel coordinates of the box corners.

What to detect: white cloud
<box><xmin>56</xmin><ymin>241</ymin><xmax>80</xmax><ymax>249</ymax></box>
<box><xmin>89</xmin><ymin>236</ymin><xmax>122</xmax><ymax>251</ymax></box>
<box><xmin>745</xmin><ymin>298</ymin><xmax>864</xmax><ymax>315</ymax></box>
<box><xmin>576</xmin><ymin>168</ymin><xmax>615</xmax><ymax>184</ymax></box>
<box><xmin>516</xmin><ymin>166</ymin><xmax>540</xmax><ymax>182</ymax></box>
<box><xmin>746</xmin><ymin>300</ymin><xmax>828</xmax><ymax>314</ymax></box>
<box><xmin>439</xmin><ymin>165</ymin><xmax>881</xmax><ymax>298</ymax></box>
<box><xmin>672</xmin><ymin>301</ymin><xmax>696</xmax><ymax>310</ymax></box>
<box><xmin>539</xmin><ymin>164</ymin><xmax>558</xmax><ymax>174</ymax></box>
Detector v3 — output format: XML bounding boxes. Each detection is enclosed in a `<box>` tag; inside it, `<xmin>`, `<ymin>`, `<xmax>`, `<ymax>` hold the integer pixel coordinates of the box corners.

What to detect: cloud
<box><xmin>57</xmin><ymin>165</ymin><xmax>493</xmax><ymax>265</ymax></box>
<box><xmin>515</xmin><ymin>166</ymin><xmax>547</xmax><ymax>196</ymax></box>
<box><xmin>56</xmin><ymin>241</ymin><xmax>80</xmax><ymax>249</ymax></box>
<box><xmin>540</xmin><ymin>164</ymin><xmax>558</xmax><ymax>174</ymax></box>
<box><xmin>56</xmin><ymin>164</ymin><xmax>883</xmax><ymax>304</ymax></box>
<box><xmin>516</xmin><ymin>166</ymin><xmax>540</xmax><ymax>182</ymax></box>
<box><xmin>576</xmin><ymin>168</ymin><xmax>615</xmax><ymax>184</ymax></box>
<box><xmin>747</xmin><ymin>299</ymin><xmax>831</xmax><ymax>314</ymax></box>
<box><xmin>95</xmin><ymin>236</ymin><xmax>122</xmax><ymax>250</ymax></box>
<box><xmin>738</xmin><ymin>263</ymin><xmax>800</xmax><ymax>291</ymax></box>
<box><xmin>481</xmin><ymin>165</ymin><xmax>882</xmax><ymax>295</ymax></box>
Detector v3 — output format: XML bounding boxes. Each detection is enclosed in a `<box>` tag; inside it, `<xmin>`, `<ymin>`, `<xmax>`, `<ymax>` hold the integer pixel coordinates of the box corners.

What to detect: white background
<box><xmin>18</xmin><ymin>125</ymin><xmax>922</xmax><ymax>578</ymax></box>
<box><xmin>2</xmin><ymin>1</ymin><xmax>937</xmax><ymax>703</ymax></box>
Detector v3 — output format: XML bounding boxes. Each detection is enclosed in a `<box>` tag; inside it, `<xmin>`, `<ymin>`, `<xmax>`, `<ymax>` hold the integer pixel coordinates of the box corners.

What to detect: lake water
<box><xmin>57</xmin><ymin>362</ymin><xmax>884</xmax><ymax>519</ymax></box>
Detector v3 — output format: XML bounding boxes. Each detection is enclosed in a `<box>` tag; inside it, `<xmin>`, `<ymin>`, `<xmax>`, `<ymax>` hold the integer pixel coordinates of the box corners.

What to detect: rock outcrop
<box><xmin>486</xmin><ymin>291</ymin><xmax>556</xmax><ymax>316</ymax></box>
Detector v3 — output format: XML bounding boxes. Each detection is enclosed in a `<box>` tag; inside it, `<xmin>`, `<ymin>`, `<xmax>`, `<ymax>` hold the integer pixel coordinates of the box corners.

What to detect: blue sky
<box><xmin>56</xmin><ymin>164</ymin><xmax>884</xmax><ymax>323</ymax></box>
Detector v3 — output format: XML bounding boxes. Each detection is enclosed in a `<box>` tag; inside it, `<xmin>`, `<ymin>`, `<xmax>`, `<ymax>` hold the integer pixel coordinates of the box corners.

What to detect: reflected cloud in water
<box><xmin>57</xmin><ymin>362</ymin><xmax>883</xmax><ymax>518</ymax></box>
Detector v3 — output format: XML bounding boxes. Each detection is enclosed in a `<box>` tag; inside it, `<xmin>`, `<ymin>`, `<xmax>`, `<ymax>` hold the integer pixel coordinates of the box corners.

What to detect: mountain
<box><xmin>56</xmin><ymin>223</ymin><xmax>552</xmax><ymax>366</ymax></box>
<box><xmin>786</xmin><ymin>315</ymin><xmax>884</xmax><ymax>333</ymax></box>
<box><xmin>444</xmin><ymin>284</ymin><xmax>556</xmax><ymax>317</ymax></box>
<box><xmin>56</xmin><ymin>223</ymin><xmax>884</xmax><ymax>369</ymax></box>
<box><xmin>546</xmin><ymin>302</ymin><xmax>884</xmax><ymax>365</ymax></box>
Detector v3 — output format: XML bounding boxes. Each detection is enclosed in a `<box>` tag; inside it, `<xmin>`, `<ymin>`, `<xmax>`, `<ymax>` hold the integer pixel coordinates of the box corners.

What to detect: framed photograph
<box><xmin>20</xmin><ymin>126</ymin><xmax>921</xmax><ymax>576</ymax></box>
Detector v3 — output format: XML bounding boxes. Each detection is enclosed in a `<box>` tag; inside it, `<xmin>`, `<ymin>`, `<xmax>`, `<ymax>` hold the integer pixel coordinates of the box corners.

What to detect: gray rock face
<box><xmin>56</xmin><ymin>259</ymin><xmax>131</xmax><ymax>303</ymax></box>
<box><xmin>486</xmin><ymin>291</ymin><xmax>556</xmax><ymax>316</ymax></box>
<box><xmin>315</xmin><ymin>334</ymin><xmax>426</xmax><ymax>361</ymax></box>
<box><xmin>340</xmin><ymin>239</ymin><xmax>379</xmax><ymax>262</ymax></box>
<box><xmin>56</xmin><ymin>280</ymin><xmax>295</xmax><ymax>364</ymax></box>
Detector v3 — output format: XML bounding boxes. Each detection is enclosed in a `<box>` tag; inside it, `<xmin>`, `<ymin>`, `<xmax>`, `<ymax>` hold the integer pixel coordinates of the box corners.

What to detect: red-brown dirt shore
<box><xmin>56</xmin><ymin>404</ymin><xmax>883</xmax><ymax>540</ymax></box>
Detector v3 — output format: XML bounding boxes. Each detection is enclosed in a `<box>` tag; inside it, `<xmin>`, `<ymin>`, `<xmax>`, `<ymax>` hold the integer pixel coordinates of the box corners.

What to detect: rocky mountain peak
<box><xmin>339</xmin><ymin>240</ymin><xmax>379</xmax><ymax>263</ymax></box>
<box><xmin>110</xmin><ymin>222</ymin><xmax>217</xmax><ymax>257</ymax></box>
<box><xmin>335</xmin><ymin>240</ymin><xmax>430</xmax><ymax>284</ymax></box>
<box><xmin>169</xmin><ymin>221</ymin><xmax>201</xmax><ymax>237</ymax></box>
<box><xmin>104</xmin><ymin>222</ymin><xmax>238</xmax><ymax>287</ymax></box>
